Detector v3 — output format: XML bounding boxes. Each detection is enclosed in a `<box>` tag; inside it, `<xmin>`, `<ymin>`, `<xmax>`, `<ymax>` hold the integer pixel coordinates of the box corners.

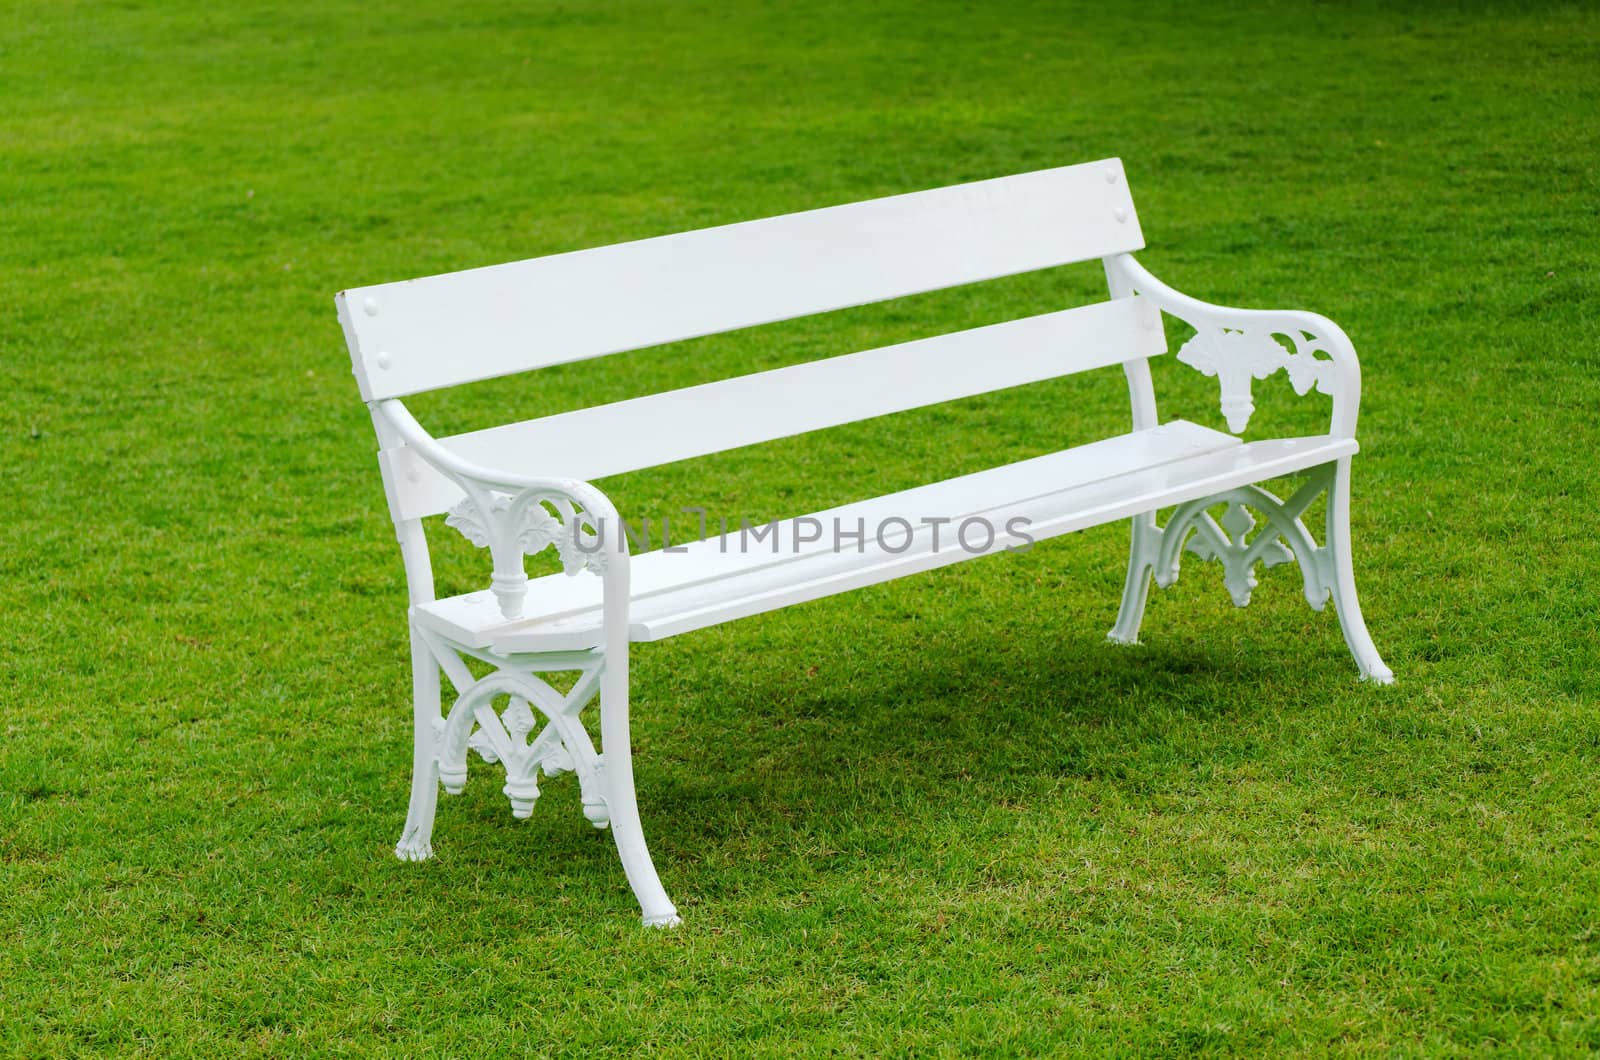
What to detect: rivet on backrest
<box><xmin>376</xmin><ymin>352</ymin><xmax>393</xmax><ymax>370</ymax></box>
<box><xmin>363</xmin><ymin>298</ymin><xmax>381</xmax><ymax>317</ymax></box>
<box><xmin>1113</xmin><ymin>207</ymin><xmax>1128</xmax><ymax>223</ymax></box>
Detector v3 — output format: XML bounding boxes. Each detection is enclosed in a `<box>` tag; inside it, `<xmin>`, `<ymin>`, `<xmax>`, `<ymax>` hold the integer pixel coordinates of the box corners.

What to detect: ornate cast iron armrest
<box><xmin>1105</xmin><ymin>253</ymin><xmax>1363</xmax><ymax>437</ymax></box>
<box><xmin>378</xmin><ymin>399</ymin><xmax>626</xmax><ymax>621</ymax></box>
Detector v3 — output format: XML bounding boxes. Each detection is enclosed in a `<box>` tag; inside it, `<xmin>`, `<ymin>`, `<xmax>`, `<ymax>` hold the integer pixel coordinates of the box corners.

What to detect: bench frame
<box><xmin>338</xmin><ymin>160</ymin><xmax>1391</xmax><ymax>926</ymax></box>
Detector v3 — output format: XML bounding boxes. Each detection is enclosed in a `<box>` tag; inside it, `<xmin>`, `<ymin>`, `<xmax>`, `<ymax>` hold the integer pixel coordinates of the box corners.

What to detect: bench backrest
<box><xmin>338</xmin><ymin>158</ymin><xmax>1163</xmax><ymax>522</ymax></box>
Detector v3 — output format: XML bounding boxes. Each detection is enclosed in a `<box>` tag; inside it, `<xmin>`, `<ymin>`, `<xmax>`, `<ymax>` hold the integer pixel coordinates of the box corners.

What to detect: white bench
<box><xmin>337</xmin><ymin>158</ymin><xmax>1392</xmax><ymax>926</ymax></box>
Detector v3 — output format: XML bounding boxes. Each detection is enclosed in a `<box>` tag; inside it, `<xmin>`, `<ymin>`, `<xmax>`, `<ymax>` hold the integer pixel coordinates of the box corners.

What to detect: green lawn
<box><xmin>4</xmin><ymin>0</ymin><xmax>1599</xmax><ymax>1053</ymax></box>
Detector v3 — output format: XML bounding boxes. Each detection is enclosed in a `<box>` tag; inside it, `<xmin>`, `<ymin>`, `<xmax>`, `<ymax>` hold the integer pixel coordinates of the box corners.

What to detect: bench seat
<box><xmin>413</xmin><ymin>421</ymin><xmax>1356</xmax><ymax>655</ymax></box>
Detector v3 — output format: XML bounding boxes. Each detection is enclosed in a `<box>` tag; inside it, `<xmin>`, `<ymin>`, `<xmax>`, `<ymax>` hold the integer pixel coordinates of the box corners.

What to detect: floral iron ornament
<box><xmin>445</xmin><ymin>490</ymin><xmax>608</xmax><ymax>578</ymax></box>
<box><xmin>441</xmin><ymin>485</ymin><xmax>609</xmax><ymax>619</ymax></box>
<box><xmin>1176</xmin><ymin>327</ymin><xmax>1338</xmax><ymax>434</ymax></box>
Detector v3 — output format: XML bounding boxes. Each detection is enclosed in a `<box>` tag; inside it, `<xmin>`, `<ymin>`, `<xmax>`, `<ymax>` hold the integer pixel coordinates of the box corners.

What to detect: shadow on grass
<box><xmin>410</xmin><ymin>606</ymin><xmax>1289</xmax><ymax>896</ymax></box>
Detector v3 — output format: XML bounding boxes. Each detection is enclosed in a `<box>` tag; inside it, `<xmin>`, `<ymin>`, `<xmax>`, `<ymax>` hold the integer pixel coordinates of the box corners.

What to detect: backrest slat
<box><xmin>379</xmin><ymin>294</ymin><xmax>1165</xmax><ymax>521</ymax></box>
<box><xmin>338</xmin><ymin>159</ymin><xmax>1143</xmax><ymax>401</ymax></box>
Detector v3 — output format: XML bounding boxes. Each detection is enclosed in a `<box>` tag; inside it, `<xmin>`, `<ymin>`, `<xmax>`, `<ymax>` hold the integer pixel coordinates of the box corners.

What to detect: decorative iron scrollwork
<box><xmin>1176</xmin><ymin>327</ymin><xmax>1338</xmax><ymax>433</ymax></box>
<box><xmin>445</xmin><ymin>490</ymin><xmax>608</xmax><ymax>578</ymax></box>
<box><xmin>1147</xmin><ymin>467</ymin><xmax>1336</xmax><ymax>611</ymax></box>
<box><xmin>435</xmin><ymin>669</ymin><xmax>612</xmax><ymax>830</ymax></box>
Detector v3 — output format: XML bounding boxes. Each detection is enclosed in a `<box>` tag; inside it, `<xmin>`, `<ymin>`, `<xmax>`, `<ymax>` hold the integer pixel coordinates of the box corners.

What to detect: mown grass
<box><xmin>2</xmin><ymin>0</ymin><xmax>1598</xmax><ymax>1054</ymax></box>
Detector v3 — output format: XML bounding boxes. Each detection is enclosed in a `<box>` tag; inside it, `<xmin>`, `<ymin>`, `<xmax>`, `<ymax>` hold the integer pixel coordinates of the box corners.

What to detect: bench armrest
<box><xmin>1105</xmin><ymin>253</ymin><xmax>1362</xmax><ymax>437</ymax></box>
<box><xmin>378</xmin><ymin>399</ymin><xmax>628</xmax><ymax>622</ymax></box>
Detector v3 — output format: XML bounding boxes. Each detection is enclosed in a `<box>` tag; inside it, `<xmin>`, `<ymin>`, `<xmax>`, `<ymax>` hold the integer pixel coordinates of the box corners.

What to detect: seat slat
<box><xmin>339</xmin><ymin>159</ymin><xmax>1143</xmax><ymax>401</ymax></box>
<box><xmin>381</xmin><ymin>295</ymin><xmax>1165</xmax><ymax>521</ymax></box>
<box><xmin>411</xmin><ymin>424</ymin><xmax>1357</xmax><ymax>654</ymax></box>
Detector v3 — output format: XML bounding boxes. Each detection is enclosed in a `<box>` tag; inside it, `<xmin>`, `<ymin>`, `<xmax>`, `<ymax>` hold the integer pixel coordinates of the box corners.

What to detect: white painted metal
<box><xmin>1100</xmin><ymin>252</ymin><xmax>1390</xmax><ymax>686</ymax></box>
<box><xmin>1324</xmin><ymin>456</ymin><xmax>1393</xmax><ymax>682</ymax></box>
<box><xmin>338</xmin><ymin>161</ymin><xmax>1391</xmax><ymax>927</ymax></box>
<box><xmin>1103</xmin><ymin>255</ymin><xmax>1163</xmax><ymax>648</ymax></box>
<box><xmin>380</xmin><ymin>295</ymin><xmax>1166</xmax><ymax>522</ymax></box>
<box><xmin>377</xmin><ymin>401</ymin><xmax>680</xmax><ymax>927</ymax></box>
<box><xmin>337</xmin><ymin>159</ymin><xmax>1143</xmax><ymax>401</ymax></box>
<box><xmin>1104</xmin><ymin>253</ymin><xmax>1362</xmax><ymax>437</ymax></box>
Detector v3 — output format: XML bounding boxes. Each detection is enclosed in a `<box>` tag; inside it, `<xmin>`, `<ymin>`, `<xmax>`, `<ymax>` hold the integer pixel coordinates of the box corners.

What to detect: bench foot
<box><xmin>1114</xmin><ymin>459</ymin><xmax>1391</xmax><ymax>682</ymax></box>
<box><xmin>597</xmin><ymin>658</ymin><xmax>682</xmax><ymax>928</ymax></box>
<box><xmin>642</xmin><ymin>911</ymin><xmax>685</xmax><ymax>928</ymax></box>
<box><xmin>1108</xmin><ymin>512</ymin><xmax>1160</xmax><ymax>645</ymax></box>
<box><xmin>395</xmin><ymin>830</ymin><xmax>434</xmax><ymax>862</ymax></box>
<box><xmin>396</xmin><ymin>629</ymin><xmax>443</xmax><ymax>863</ymax></box>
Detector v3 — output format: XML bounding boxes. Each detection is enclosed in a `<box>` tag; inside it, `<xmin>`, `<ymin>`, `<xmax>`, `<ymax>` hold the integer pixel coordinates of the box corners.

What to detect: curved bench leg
<box><xmin>396</xmin><ymin>629</ymin><xmax>442</xmax><ymax>861</ymax></box>
<box><xmin>1108</xmin><ymin>513</ymin><xmax>1159</xmax><ymax>645</ymax></box>
<box><xmin>1326</xmin><ymin>457</ymin><xmax>1394</xmax><ymax>684</ymax></box>
<box><xmin>598</xmin><ymin>657</ymin><xmax>681</xmax><ymax>927</ymax></box>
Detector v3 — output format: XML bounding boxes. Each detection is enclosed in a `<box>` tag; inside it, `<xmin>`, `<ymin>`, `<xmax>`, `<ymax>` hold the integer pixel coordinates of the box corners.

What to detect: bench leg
<box><xmin>1113</xmin><ymin>461</ymin><xmax>1392</xmax><ymax>683</ymax></box>
<box><xmin>396</xmin><ymin>628</ymin><xmax>443</xmax><ymax>861</ymax></box>
<box><xmin>1326</xmin><ymin>457</ymin><xmax>1394</xmax><ymax>684</ymax></box>
<box><xmin>598</xmin><ymin>656</ymin><xmax>682</xmax><ymax>927</ymax></box>
<box><xmin>1108</xmin><ymin>512</ymin><xmax>1159</xmax><ymax>645</ymax></box>
<box><xmin>396</xmin><ymin>627</ymin><xmax>680</xmax><ymax>925</ymax></box>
